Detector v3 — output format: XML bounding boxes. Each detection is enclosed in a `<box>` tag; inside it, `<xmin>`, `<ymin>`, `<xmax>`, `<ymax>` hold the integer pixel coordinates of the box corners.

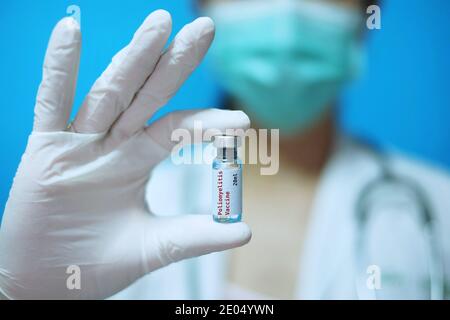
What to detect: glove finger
<box><xmin>111</xmin><ymin>17</ymin><xmax>215</xmax><ymax>139</ymax></box>
<box><xmin>71</xmin><ymin>10</ymin><xmax>172</xmax><ymax>133</ymax></box>
<box><xmin>144</xmin><ymin>215</ymin><xmax>251</xmax><ymax>271</ymax></box>
<box><xmin>144</xmin><ymin>108</ymin><xmax>250</xmax><ymax>153</ymax></box>
<box><xmin>33</xmin><ymin>17</ymin><xmax>81</xmax><ymax>132</ymax></box>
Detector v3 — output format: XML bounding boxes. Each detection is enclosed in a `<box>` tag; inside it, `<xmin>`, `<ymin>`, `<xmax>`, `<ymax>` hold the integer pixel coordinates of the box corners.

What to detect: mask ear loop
<box><xmin>349</xmin><ymin>41</ymin><xmax>365</xmax><ymax>80</ymax></box>
<box><xmin>344</xmin><ymin>11</ymin><xmax>366</xmax><ymax>81</ymax></box>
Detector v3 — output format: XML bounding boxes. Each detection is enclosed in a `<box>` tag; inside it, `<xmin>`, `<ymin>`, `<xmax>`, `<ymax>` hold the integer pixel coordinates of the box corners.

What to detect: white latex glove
<box><xmin>0</xmin><ymin>10</ymin><xmax>251</xmax><ymax>299</ymax></box>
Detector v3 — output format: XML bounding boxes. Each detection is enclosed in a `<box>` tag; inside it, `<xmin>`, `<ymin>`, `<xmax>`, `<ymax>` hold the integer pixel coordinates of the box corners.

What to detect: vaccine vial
<box><xmin>212</xmin><ymin>135</ymin><xmax>242</xmax><ymax>223</ymax></box>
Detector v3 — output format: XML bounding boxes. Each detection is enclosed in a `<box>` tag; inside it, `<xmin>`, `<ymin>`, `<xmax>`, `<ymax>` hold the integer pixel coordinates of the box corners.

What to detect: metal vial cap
<box><xmin>213</xmin><ymin>135</ymin><xmax>241</xmax><ymax>149</ymax></box>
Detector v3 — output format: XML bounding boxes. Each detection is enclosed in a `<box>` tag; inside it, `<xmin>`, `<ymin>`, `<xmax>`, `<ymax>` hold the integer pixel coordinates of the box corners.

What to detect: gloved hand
<box><xmin>0</xmin><ymin>10</ymin><xmax>251</xmax><ymax>299</ymax></box>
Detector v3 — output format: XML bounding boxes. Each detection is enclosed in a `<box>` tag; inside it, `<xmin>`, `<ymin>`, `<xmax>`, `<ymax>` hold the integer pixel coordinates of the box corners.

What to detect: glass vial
<box><xmin>212</xmin><ymin>135</ymin><xmax>242</xmax><ymax>223</ymax></box>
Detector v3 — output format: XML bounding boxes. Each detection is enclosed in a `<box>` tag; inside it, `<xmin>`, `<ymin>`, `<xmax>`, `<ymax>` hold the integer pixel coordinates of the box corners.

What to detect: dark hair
<box><xmin>362</xmin><ymin>1</ymin><xmax>380</xmax><ymax>11</ymax></box>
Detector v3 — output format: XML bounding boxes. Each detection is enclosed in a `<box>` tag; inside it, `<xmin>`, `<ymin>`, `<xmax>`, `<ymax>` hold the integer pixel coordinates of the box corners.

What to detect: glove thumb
<box><xmin>144</xmin><ymin>215</ymin><xmax>251</xmax><ymax>271</ymax></box>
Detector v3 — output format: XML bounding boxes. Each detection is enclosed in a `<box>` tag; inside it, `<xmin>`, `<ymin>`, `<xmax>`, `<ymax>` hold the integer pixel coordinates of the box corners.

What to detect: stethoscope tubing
<box><xmin>354</xmin><ymin>155</ymin><xmax>444</xmax><ymax>300</ymax></box>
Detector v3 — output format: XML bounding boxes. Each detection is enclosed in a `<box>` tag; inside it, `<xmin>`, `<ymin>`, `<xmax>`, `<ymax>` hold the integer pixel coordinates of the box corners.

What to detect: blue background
<box><xmin>341</xmin><ymin>0</ymin><xmax>450</xmax><ymax>170</ymax></box>
<box><xmin>1</xmin><ymin>0</ymin><xmax>449</xmax><ymax>217</ymax></box>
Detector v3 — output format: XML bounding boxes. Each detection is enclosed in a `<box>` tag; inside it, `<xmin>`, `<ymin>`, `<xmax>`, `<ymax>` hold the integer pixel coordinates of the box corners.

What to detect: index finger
<box><xmin>33</xmin><ymin>17</ymin><xmax>81</xmax><ymax>132</ymax></box>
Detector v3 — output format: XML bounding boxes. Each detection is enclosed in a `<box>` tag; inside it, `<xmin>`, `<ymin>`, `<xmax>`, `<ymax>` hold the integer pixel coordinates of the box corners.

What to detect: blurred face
<box><xmin>203</xmin><ymin>0</ymin><xmax>360</xmax><ymax>8</ymax></box>
<box><xmin>202</xmin><ymin>0</ymin><xmax>364</xmax><ymax>136</ymax></box>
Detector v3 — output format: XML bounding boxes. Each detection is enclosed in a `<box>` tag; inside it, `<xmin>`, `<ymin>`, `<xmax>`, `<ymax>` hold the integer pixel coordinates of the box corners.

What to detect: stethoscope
<box><xmin>354</xmin><ymin>152</ymin><xmax>445</xmax><ymax>299</ymax></box>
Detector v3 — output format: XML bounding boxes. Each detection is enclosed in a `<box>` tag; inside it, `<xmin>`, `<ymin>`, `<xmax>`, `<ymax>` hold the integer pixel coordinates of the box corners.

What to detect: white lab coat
<box><xmin>112</xmin><ymin>137</ymin><xmax>450</xmax><ymax>299</ymax></box>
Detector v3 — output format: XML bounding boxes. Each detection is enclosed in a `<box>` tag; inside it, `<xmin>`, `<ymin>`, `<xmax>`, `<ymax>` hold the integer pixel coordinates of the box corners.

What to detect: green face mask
<box><xmin>206</xmin><ymin>0</ymin><xmax>363</xmax><ymax>135</ymax></box>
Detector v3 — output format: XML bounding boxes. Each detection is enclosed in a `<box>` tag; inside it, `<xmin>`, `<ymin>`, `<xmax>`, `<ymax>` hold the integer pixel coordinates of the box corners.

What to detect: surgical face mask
<box><xmin>205</xmin><ymin>0</ymin><xmax>363</xmax><ymax>135</ymax></box>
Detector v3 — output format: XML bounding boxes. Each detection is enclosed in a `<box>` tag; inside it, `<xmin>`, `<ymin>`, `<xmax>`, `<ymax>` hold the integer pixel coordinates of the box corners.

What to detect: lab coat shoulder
<box><xmin>297</xmin><ymin>138</ymin><xmax>450</xmax><ymax>299</ymax></box>
<box><xmin>388</xmin><ymin>151</ymin><xmax>450</xmax><ymax>288</ymax></box>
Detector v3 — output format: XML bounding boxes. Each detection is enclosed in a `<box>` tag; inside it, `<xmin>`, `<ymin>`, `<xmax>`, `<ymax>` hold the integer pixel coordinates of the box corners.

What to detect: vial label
<box><xmin>212</xmin><ymin>167</ymin><xmax>242</xmax><ymax>220</ymax></box>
